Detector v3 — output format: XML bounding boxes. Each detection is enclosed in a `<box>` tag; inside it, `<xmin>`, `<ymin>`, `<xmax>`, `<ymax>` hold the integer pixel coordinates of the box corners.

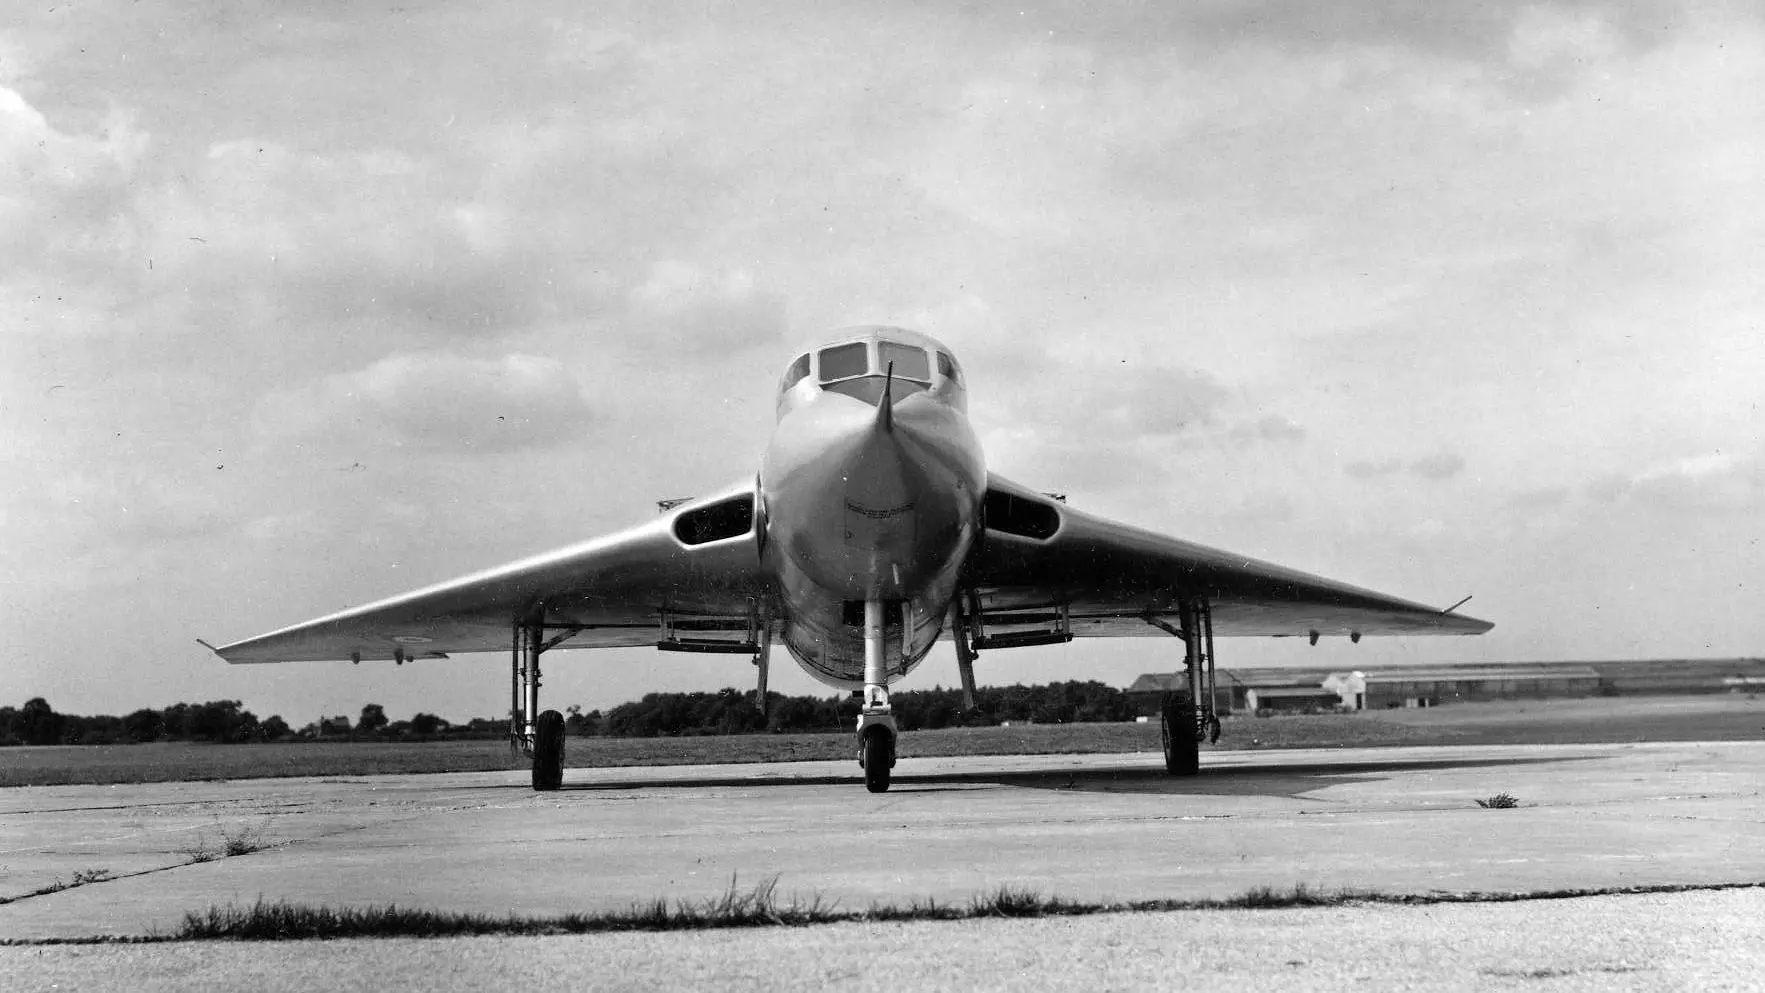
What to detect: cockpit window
<box><xmin>877</xmin><ymin>341</ymin><xmax>931</xmax><ymax>383</ymax></box>
<box><xmin>936</xmin><ymin>351</ymin><xmax>959</xmax><ymax>383</ymax></box>
<box><xmin>780</xmin><ymin>353</ymin><xmax>811</xmax><ymax>392</ymax></box>
<box><xmin>818</xmin><ymin>342</ymin><xmax>869</xmax><ymax>382</ymax></box>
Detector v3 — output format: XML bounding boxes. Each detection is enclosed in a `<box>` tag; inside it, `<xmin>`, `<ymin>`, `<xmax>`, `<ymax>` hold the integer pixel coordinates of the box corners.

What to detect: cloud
<box><xmin>0</xmin><ymin>86</ymin><xmax>149</xmax><ymax>334</ymax></box>
<box><xmin>623</xmin><ymin>260</ymin><xmax>787</xmax><ymax>352</ymax></box>
<box><xmin>255</xmin><ymin>352</ymin><xmax>595</xmax><ymax>454</ymax></box>
<box><xmin>1228</xmin><ymin>414</ymin><xmax>1306</xmax><ymax>445</ymax></box>
<box><xmin>985</xmin><ymin>0</ymin><xmax>1694</xmax><ymax>62</ymax></box>
<box><xmin>1346</xmin><ymin>452</ymin><xmax>1467</xmax><ymax>481</ymax></box>
<box><xmin>1506</xmin><ymin>486</ymin><xmax>1569</xmax><ymax>511</ymax></box>
<box><xmin>1345</xmin><ymin>457</ymin><xmax>1405</xmax><ymax>479</ymax></box>
<box><xmin>1410</xmin><ymin>452</ymin><xmax>1467</xmax><ymax>480</ymax></box>
<box><xmin>142</xmin><ymin>139</ymin><xmax>617</xmax><ymax>338</ymax></box>
<box><xmin>1590</xmin><ymin>450</ymin><xmax>1764</xmax><ymax>514</ymax></box>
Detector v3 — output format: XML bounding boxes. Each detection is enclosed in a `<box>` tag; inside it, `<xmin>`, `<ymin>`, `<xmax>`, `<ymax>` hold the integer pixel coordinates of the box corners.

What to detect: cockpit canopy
<box><xmin>778</xmin><ymin>330</ymin><xmax>963</xmax><ymax>410</ymax></box>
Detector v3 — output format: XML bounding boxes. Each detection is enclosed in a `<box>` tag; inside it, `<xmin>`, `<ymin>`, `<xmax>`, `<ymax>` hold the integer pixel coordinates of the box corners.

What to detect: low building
<box><xmin>1324</xmin><ymin>666</ymin><xmax>1602</xmax><ymax>710</ymax></box>
<box><xmin>1593</xmin><ymin>657</ymin><xmax>1765</xmax><ymax>695</ymax></box>
<box><xmin>1244</xmin><ymin>686</ymin><xmax>1342</xmax><ymax>714</ymax></box>
<box><xmin>1130</xmin><ymin>658</ymin><xmax>1765</xmax><ymax>716</ymax></box>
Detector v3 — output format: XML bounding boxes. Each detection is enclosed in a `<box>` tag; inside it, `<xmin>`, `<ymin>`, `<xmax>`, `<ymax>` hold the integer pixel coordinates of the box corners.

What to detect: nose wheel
<box><xmin>860</xmin><ymin>725</ymin><xmax>896</xmax><ymax>793</ymax></box>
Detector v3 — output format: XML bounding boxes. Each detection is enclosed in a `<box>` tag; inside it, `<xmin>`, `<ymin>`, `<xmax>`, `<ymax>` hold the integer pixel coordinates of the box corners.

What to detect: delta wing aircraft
<box><xmin>215</xmin><ymin>326</ymin><xmax>1491</xmax><ymax>792</ymax></box>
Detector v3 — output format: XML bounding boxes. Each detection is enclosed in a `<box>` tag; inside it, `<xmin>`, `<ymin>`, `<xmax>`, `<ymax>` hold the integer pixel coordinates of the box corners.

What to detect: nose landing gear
<box><xmin>856</xmin><ymin>598</ymin><xmax>898</xmax><ymax>792</ymax></box>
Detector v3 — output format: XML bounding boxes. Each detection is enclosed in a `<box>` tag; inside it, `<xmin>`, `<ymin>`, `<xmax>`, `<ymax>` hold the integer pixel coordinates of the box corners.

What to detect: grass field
<box><xmin>3</xmin><ymin>694</ymin><xmax>1759</xmax><ymax>788</ymax></box>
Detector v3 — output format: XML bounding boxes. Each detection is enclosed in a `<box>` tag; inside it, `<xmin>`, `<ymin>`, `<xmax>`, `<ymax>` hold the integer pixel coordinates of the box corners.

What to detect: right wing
<box><xmin>214</xmin><ymin>481</ymin><xmax>769</xmax><ymax>663</ymax></box>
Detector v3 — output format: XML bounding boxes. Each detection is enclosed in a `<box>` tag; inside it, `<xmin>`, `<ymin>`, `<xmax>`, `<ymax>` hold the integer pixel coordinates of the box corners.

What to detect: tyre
<box><xmin>532</xmin><ymin>709</ymin><xmax>566</xmax><ymax>791</ymax></box>
<box><xmin>1161</xmin><ymin>692</ymin><xmax>1199</xmax><ymax>776</ymax></box>
<box><xmin>861</xmin><ymin>729</ymin><xmax>893</xmax><ymax>793</ymax></box>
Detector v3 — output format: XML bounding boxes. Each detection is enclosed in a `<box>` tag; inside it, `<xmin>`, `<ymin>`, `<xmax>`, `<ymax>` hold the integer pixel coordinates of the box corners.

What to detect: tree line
<box><xmin>2</xmin><ymin>681</ymin><xmax>1141</xmax><ymax>746</ymax></box>
<box><xmin>589</xmin><ymin>680</ymin><xmax>1139</xmax><ymax>737</ymax></box>
<box><xmin>0</xmin><ymin>698</ymin><xmax>494</xmax><ymax>746</ymax></box>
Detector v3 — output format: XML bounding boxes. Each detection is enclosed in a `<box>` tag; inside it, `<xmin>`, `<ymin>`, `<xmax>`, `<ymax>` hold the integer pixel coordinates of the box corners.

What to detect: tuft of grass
<box><xmin>220</xmin><ymin>818</ymin><xmax>271</xmax><ymax>856</ymax></box>
<box><xmin>1475</xmin><ymin>792</ymin><xmax>1520</xmax><ymax>809</ymax></box>
<box><xmin>970</xmin><ymin>885</ymin><xmax>1081</xmax><ymax>918</ymax></box>
<box><xmin>178</xmin><ymin>815</ymin><xmax>275</xmax><ymax>864</ymax></box>
<box><xmin>1218</xmin><ymin>883</ymin><xmax>1364</xmax><ymax>909</ymax></box>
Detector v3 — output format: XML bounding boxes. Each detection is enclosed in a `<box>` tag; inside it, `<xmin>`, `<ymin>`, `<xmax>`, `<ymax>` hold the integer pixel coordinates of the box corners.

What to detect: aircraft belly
<box><xmin>768</xmin><ymin>549</ymin><xmax>955</xmax><ymax>690</ymax></box>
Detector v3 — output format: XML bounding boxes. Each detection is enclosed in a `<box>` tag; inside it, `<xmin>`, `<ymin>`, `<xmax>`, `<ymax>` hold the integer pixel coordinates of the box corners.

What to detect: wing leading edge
<box><xmin>213</xmin><ymin>481</ymin><xmax>770</xmax><ymax>663</ymax></box>
<box><xmin>963</xmin><ymin>473</ymin><xmax>1492</xmax><ymax>639</ymax></box>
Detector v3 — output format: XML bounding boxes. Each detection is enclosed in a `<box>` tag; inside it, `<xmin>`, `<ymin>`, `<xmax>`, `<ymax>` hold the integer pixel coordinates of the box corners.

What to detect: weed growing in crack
<box><xmin>178</xmin><ymin>815</ymin><xmax>275</xmax><ymax>864</ymax></box>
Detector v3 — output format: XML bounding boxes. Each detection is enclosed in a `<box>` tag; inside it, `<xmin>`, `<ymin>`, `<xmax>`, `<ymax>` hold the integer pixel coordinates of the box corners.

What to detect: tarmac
<box><xmin>2</xmin><ymin>741</ymin><xmax>1762</xmax><ymax>989</ymax></box>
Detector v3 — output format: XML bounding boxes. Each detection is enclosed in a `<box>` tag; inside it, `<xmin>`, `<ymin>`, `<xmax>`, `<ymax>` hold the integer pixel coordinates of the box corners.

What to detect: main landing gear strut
<box><xmin>1145</xmin><ymin>598</ymin><xmax>1222</xmax><ymax>776</ymax></box>
<box><xmin>856</xmin><ymin>598</ymin><xmax>898</xmax><ymax>793</ymax></box>
<box><xmin>510</xmin><ymin>611</ymin><xmax>585</xmax><ymax>792</ymax></box>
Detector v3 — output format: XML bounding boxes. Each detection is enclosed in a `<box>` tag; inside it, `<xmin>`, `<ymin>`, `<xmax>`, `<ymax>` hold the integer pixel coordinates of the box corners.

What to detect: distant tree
<box><xmin>124</xmin><ymin>708</ymin><xmax>165</xmax><ymax>742</ymax></box>
<box><xmin>564</xmin><ymin>706</ymin><xmax>600</xmax><ymax>736</ymax></box>
<box><xmin>410</xmin><ymin>712</ymin><xmax>444</xmax><ymax>736</ymax></box>
<box><xmin>19</xmin><ymin>698</ymin><xmax>66</xmax><ymax>746</ymax></box>
<box><xmin>358</xmin><ymin>703</ymin><xmax>388</xmax><ymax>735</ymax></box>
<box><xmin>258</xmin><ymin>715</ymin><xmax>292</xmax><ymax>741</ymax></box>
<box><xmin>184</xmin><ymin>700</ymin><xmax>258</xmax><ymax>743</ymax></box>
<box><xmin>766</xmin><ymin>694</ymin><xmax>828</xmax><ymax>732</ymax></box>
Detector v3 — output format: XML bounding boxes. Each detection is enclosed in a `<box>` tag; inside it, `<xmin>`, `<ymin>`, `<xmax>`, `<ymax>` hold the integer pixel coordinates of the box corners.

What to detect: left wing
<box><xmin>214</xmin><ymin>481</ymin><xmax>769</xmax><ymax>663</ymax></box>
<box><xmin>963</xmin><ymin>473</ymin><xmax>1491</xmax><ymax>639</ymax></box>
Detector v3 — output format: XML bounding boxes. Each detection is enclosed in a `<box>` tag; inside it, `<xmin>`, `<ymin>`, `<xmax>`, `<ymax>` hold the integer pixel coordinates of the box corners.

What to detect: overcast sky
<box><xmin>4</xmin><ymin>1</ymin><xmax>1761</xmax><ymax>726</ymax></box>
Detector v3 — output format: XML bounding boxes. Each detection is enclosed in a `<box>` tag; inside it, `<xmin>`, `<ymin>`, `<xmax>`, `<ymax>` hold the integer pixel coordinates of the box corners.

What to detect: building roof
<box><xmin>1350</xmin><ymin>666</ymin><xmax>1601</xmax><ymax>683</ymax></box>
<box><xmin>1129</xmin><ymin>670</ymin><xmax>1334</xmax><ymax>693</ymax></box>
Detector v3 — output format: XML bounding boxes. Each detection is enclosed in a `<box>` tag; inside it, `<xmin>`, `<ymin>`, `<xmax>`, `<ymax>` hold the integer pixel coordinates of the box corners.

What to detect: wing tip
<box><xmin>202</xmin><ymin>637</ymin><xmax>258</xmax><ymax>664</ymax></box>
<box><xmin>1453</xmin><ymin>615</ymin><xmax>1495</xmax><ymax>635</ymax></box>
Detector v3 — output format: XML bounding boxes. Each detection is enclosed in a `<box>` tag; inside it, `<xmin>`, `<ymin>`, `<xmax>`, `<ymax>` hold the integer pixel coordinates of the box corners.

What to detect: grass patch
<box><xmin>149</xmin><ymin>878</ymin><xmax>1765</xmax><ymax>943</ymax></box>
<box><xmin>1475</xmin><ymin>792</ymin><xmax>1520</xmax><ymax>809</ymax></box>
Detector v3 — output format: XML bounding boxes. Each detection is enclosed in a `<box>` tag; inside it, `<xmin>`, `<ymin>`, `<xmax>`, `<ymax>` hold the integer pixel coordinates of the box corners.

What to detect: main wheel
<box><xmin>532</xmin><ymin>709</ymin><xmax>566</xmax><ymax>791</ymax></box>
<box><xmin>861</xmin><ymin>730</ymin><xmax>893</xmax><ymax>793</ymax></box>
<box><xmin>1160</xmin><ymin>692</ymin><xmax>1199</xmax><ymax>777</ymax></box>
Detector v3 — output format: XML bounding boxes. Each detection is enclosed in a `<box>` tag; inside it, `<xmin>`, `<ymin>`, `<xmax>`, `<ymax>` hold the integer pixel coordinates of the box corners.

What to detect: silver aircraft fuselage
<box><xmin>758</xmin><ymin>326</ymin><xmax>984</xmax><ymax>689</ymax></box>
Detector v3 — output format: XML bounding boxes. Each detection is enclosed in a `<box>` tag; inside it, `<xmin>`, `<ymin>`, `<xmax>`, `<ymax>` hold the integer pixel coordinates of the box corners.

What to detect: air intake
<box><xmin>672</xmin><ymin>494</ymin><xmax>755</xmax><ymax>545</ymax></box>
<box><xmin>982</xmin><ymin>488</ymin><xmax>1061</xmax><ymax>541</ymax></box>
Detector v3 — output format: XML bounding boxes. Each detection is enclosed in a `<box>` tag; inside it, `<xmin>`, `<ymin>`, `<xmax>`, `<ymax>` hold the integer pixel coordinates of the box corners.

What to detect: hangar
<box><xmin>1322</xmin><ymin>666</ymin><xmax>1601</xmax><ymax>710</ymax></box>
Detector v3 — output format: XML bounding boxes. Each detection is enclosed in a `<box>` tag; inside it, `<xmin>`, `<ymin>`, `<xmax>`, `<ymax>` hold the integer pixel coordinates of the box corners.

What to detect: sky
<box><xmin>3</xmin><ymin>0</ymin><xmax>1761</xmax><ymax>726</ymax></box>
